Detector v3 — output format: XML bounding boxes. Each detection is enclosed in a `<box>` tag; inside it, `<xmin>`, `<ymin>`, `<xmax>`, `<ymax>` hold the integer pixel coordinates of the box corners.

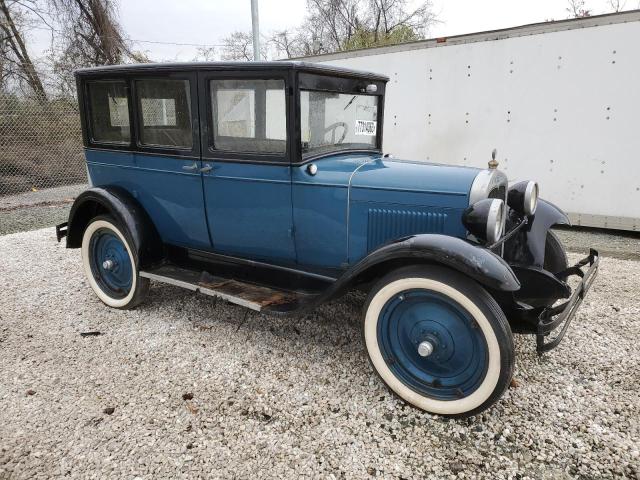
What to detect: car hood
<box><xmin>349</xmin><ymin>155</ymin><xmax>481</xmax><ymax>206</ymax></box>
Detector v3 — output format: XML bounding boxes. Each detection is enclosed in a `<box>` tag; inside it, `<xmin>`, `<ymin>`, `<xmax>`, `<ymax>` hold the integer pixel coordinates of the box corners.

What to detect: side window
<box><xmin>135</xmin><ymin>79</ymin><xmax>193</xmax><ymax>149</ymax></box>
<box><xmin>210</xmin><ymin>79</ymin><xmax>286</xmax><ymax>154</ymax></box>
<box><xmin>87</xmin><ymin>81</ymin><xmax>130</xmax><ymax>144</ymax></box>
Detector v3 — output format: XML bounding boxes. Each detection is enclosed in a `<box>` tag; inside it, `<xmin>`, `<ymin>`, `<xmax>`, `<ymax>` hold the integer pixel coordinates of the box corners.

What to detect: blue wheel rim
<box><xmin>377</xmin><ymin>289</ymin><xmax>489</xmax><ymax>400</ymax></box>
<box><xmin>89</xmin><ymin>228</ymin><xmax>133</xmax><ymax>299</ymax></box>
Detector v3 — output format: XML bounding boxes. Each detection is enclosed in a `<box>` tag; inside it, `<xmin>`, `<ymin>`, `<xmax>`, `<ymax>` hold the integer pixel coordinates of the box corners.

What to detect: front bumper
<box><xmin>536</xmin><ymin>249</ymin><xmax>599</xmax><ymax>353</ymax></box>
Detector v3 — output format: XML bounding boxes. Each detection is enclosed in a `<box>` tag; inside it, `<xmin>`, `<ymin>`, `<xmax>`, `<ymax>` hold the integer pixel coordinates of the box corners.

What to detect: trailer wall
<box><xmin>304</xmin><ymin>12</ymin><xmax>640</xmax><ymax>230</ymax></box>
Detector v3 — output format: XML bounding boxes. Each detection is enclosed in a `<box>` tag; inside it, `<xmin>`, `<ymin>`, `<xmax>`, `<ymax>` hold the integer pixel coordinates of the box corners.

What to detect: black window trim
<box><xmin>80</xmin><ymin>71</ymin><xmax>201</xmax><ymax>159</ymax></box>
<box><xmin>295</xmin><ymin>72</ymin><xmax>385</xmax><ymax>165</ymax></box>
<box><xmin>298</xmin><ymin>87</ymin><xmax>382</xmax><ymax>161</ymax></box>
<box><xmin>77</xmin><ymin>66</ymin><xmax>387</xmax><ymax>165</ymax></box>
<box><xmin>198</xmin><ymin>70</ymin><xmax>292</xmax><ymax>164</ymax></box>
<box><xmin>131</xmin><ymin>72</ymin><xmax>200</xmax><ymax>158</ymax></box>
<box><xmin>83</xmin><ymin>78</ymin><xmax>134</xmax><ymax>148</ymax></box>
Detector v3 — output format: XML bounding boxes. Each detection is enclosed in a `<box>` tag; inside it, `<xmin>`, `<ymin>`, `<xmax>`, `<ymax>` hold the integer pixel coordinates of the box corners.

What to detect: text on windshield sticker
<box><xmin>355</xmin><ymin>120</ymin><xmax>377</xmax><ymax>136</ymax></box>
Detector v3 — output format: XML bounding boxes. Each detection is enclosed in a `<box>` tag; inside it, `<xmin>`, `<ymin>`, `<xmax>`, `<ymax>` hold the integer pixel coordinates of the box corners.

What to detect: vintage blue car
<box><xmin>57</xmin><ymin>61</ymin><xmax>598</xmax><ymax>417</ymax></box>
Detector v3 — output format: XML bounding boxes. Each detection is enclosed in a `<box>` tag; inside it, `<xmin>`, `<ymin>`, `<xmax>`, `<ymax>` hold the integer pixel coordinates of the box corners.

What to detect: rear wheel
<box><xmin>362</xmin><ymin>266</ymin><xmax>514</xmax><ymax>417</ymax></box>
<box><xmin>544</xmin><ymin>230</ymin><xmax>569</xmax><ymax>274</ymax></box>
<box><xmin>81</xmin><ymin>215</ymin><xmax>149</xmax><ymax>309</ymax></box>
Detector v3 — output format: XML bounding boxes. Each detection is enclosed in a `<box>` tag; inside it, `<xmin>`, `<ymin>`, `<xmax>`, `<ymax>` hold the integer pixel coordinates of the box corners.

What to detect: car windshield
<box><xmin>300</xmin><ymin>90</ymin><xmax>378</xmax><ymax>158</ymax></box>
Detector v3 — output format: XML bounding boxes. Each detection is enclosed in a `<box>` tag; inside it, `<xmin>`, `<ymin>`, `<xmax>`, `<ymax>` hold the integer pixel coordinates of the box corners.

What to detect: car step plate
<box><xmin>140</xmin><ymin>265</ymin><xmax>303</xmax><ymax>312</ymax></box>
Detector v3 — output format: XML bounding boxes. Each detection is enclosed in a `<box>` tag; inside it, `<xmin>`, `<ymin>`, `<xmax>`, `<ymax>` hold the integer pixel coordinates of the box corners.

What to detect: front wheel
<box><xmin>362</xmin><ymin>265</ymin><xmax>514</xmax><ymax>417</ymax></box>
<box><xmin>81</xmin><ymin>215</ymin><xmax>149</xmax><ymax>309</ymax></box>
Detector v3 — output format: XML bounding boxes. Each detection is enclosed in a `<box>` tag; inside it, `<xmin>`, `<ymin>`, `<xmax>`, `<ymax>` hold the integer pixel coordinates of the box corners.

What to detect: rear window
<box><xmin>135</xmin><ymin>79</ymin><xmax>193</xmax><ymax>149</ymax></box>
<box><xmin>87</xmin><ymin>81</ymin><xmax>131</xmax><ymax>144</ymax></box>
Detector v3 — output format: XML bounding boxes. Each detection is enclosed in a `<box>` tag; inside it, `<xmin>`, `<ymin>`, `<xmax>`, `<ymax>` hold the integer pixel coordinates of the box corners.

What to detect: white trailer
<box><xmin>303</xmin><ymin>11</ymin><xmax>640</xmax><ymax>231</ymax></box>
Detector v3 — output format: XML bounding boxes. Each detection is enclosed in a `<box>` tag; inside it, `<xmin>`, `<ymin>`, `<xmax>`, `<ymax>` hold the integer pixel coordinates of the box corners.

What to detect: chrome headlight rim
<box><xmin>486</xmin><ymin>199</ymin><xmax>505</xmax><ymax>244</ymax></box>
<box><xmin>524</xmin><ymin>181</ymin><xmax>539</xmax><ymax>215</ymax></box>
<box><xmin>507</xmin><ymin>180</ymin><xmax>539</xmax><ymax>216</ymax></box>
<box><xmin>469</xmin><ymin>169</ymin><xmax>509</xmax><ymax>206</ymax></box>
<box><xmin>463</xmin><ymin>198</ymin><xmax>506</xmax><ymax>245</ymax></box>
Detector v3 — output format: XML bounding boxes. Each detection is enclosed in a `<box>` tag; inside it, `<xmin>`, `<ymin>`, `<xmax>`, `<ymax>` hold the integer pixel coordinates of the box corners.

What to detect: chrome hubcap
<box><xmin>102</xmin><ymin>259</ymin><xmax>115</xmax><ymax>271</ymax></box>
<box><xmin>417</xmin><ymin>340</ymin><xmax>434</xmax><ymax>357</ymax></box>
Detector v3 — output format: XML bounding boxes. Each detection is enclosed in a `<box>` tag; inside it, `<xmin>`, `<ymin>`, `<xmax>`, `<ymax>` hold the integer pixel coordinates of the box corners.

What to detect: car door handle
<box><xmin>182</xmin><ymin>162</ymin><xmax>198</xmax><ymax>171</ymax></box>
<box><xmin>200</xmin><ymin>164</ymin><xmax>213</xmax><ymax>173</ymax></box>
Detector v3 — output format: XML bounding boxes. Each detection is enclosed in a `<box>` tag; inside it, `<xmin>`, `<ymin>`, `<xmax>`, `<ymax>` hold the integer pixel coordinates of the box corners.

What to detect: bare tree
<box><xmin>304</xmin><ymin>0</ymin><xmax>360</xmax><ymax>52</ymax></box>
<box><xmin>269</xmin><ymin>26</ymin><xmax>326</xmax><ymax>59</ymax></box>
<box><xmin>270</xmin><ymin>29</ymin><xmax>299</xmax><ymax>59</ymax></box>
<box><xmin>220</xmin><ymin>31</ymin><xmax>252</xmax><ymax>61</ymax></box>
<box><xmin>0</xmin><ymin>0</ymin><xmax>47</xmax><ymax>100</ymax></box>
<box><xmin>50</xmin><ymin>0</ymin><xmax>147</xmax><ymax>94</ymax></box>
<box><xmin>221</xmin><ymin>31</ymin><xmax>268</xmax><ymax>61</ymax></box>
<box><xmin>566</xmin><ymin>0</ymin><xmax>591</xmax><ymax>17</ymax></box>
<box><xmin>368</xmin><ymin>0</ymin><xmax>437</xmax><ymax>40</ymax></box>
<box><xmin>270</xmin><ymin>0</ymin><xmax>438</xmax><ymax>58</ymax></box>
<box><xmin>193</xmin><ymin>46</ymin><xmax>216</xmax><ymax>62</ymax></box>
<box><xmin>607</xmin><ymin>0</ymin><xmax>626</xmax><ymax>11</ymax></box>
<box><xmin>52</xmin><ymin>0</ymin><xmax>126</xmax><ymax>64</ymax></box>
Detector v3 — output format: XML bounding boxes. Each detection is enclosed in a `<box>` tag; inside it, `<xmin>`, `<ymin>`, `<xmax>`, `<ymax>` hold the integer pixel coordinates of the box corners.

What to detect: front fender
<box><xmin>337</xmin><ymin>234</ymin><xmax>520</xmax><ymax>295</ymax></box>
<box><xmin>65</xmin><ymin>186</ymin><xmax>162</xmax><ymax>268</ymax></box>
<box><xmin>290</xmin><ymin>234</ymin><xmax>520</xmax><ymax>314</ymax></box>
<box><xmin>504</xmin><ymin>198</ymin><xmax>570</xmax><ymax>267</ymax></box>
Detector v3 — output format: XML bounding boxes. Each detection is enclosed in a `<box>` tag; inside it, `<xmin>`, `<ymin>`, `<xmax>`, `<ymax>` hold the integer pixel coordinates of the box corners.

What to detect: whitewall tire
<box><xmin>363</xmin><ymin>265</ymin><xmax>514</xmax><ymax>417</ymax></box>
<box><xmin>81</xmin><ymin>215</ymin><xmax>149</xmax><ymax>309</ymax></box>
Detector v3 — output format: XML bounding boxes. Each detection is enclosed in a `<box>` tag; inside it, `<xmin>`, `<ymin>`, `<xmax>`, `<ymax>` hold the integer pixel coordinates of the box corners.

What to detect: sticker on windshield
<box><xmin>355</xmin><ymin>120</ymin><xmax>377</xmax><ymax>136</ymax></box>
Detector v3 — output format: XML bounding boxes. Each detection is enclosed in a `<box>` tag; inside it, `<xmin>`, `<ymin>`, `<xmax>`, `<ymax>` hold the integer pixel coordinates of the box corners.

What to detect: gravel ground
<box><xmin>1</xmin><ymin>228</ymin><xmax>638</xmax><ymax>479</ymax></box>
<box><xmin>554</xmin><ymin>227</ymin><xmax>640</xmax><ymax>262</ymax></box>
<box><xmin>0</xmin><ymin>184</ymin><xmax>85</xmax><ymax>236</ymax></box>
<box><xmin>0</xmin><ymin>204</ymin><xmax>71</xmax><ymax>237</ymax></box>
<box><xmin>0</xmin><ymin>185</ymin><xmax>86</xmax><ymax>210</ymax></box>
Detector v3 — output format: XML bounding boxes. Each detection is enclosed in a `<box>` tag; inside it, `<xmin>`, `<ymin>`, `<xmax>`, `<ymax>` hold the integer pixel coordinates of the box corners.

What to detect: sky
<box><xmin>29</xmin><ymin>0</ymin><xmax>640</xmax><ymax>61</ymax></box>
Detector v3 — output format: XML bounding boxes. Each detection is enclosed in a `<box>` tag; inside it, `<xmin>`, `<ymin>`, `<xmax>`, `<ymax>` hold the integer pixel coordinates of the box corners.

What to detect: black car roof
<box><xmin>74</xmin><ymin>60</ymin><xmax>389</xmax><ymax>82</ymax></box>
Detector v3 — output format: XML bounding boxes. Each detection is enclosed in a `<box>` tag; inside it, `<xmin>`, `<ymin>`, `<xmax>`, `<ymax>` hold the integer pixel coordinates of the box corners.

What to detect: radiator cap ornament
<box><xmin>488</xmin><ymin>148</ymin><xmax>499</xmax><ymax>169</ymax></box>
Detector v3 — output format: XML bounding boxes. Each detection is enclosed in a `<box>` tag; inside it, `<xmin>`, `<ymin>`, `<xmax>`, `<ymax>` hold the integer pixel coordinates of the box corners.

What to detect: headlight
<box><xmin>508</xmin><ymin>180</ymin><xmax>538</xmax><ymax>216</ymax></box>
<box><xmin>463</xmin><ymin>198</ymin><xmax>506</xmax><ymax>244</ymax></box>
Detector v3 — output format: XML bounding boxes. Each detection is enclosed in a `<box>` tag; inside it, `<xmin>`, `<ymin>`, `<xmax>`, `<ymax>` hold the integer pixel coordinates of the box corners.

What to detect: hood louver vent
<box><xmin>367</xmin><ymin>208</ymin><xmax>447</xmax><ymax>252</ymax></box>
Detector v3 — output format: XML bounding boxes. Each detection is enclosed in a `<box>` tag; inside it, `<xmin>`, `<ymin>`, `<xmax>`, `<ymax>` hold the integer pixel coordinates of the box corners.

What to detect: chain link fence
<box><xmin>0</xmin><ymin>94</ymin><xmax>86</xmax><ymax>196</ymax></box>
<box><xmin>0</xmin><ymin>94</ymin><xmax>87</xmax><ymax>234</ymax></box>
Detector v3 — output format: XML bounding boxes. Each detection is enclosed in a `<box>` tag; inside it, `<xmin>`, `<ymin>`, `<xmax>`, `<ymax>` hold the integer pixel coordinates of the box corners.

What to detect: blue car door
<box><xmin>83</xmin><ymin>73</ymin><xmax>211</xmax><ymax>249</ymax></box>
<box><xmin>197</xmin><ymin>71</ymin><xmax>297</xmax><ymax>264</ymax></box>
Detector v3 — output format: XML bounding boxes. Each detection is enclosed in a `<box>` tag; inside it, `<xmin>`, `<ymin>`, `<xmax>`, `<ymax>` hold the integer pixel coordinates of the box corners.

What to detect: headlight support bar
<box><xmin>487</xmin><ymin>217</ymin><xmax>528</xmax><ymax>250</ymax></box>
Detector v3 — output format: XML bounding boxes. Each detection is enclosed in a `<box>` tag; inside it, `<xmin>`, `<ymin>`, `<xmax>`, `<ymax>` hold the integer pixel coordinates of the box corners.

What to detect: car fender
<box><xmin>297</xmin><ymin>235</ymin><xmax>521</xmax><ymax>313</ymax></box>
<box><xmin>503</xmin><ymin>198</ymin><xmax>570</xmax><ymax>268</ymax></box>
<box><xmin>347</xmin><ymin>234</ymin><xmax>520</xmax><ymax>291</ymax></box>
<box><xmin>65</xmin><ymin>186</ymin><xmax>163</xmax><ymax>268</ymax></box>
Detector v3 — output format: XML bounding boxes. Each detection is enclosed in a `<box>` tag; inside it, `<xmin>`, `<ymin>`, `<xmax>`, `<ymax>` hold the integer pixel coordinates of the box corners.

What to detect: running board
<box><xmin>140</xmin><ymin>264</ymin><xmax>308</xmax><ymax>312</ymax></box>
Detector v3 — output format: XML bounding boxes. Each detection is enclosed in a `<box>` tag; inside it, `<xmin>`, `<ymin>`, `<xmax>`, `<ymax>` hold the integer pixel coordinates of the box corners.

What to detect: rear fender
<box><xmin>503</xmin><ymin>199</ymin><xmax>569</xmax><ymax>268</ymax></box>
<box><xmin>65</xmin><ymin>186</ymin><xmax>163</xmax><ymax>268</ymax></box>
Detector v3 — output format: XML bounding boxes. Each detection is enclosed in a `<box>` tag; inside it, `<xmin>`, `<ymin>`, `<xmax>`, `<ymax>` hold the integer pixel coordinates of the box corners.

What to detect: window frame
<box><xmin>82</xmin><ymin>78</ymin><xmax>133</xmax><ymax>149</ymax></box>
<box><xmin>210</xmin><ymin>78</ymin><xmax>287</xmax><ymax>155</ymax></box>
<box><xmin>295</xmin><ymin>72</ymin><xmax>386</xmax><ymax>164</ymax></box>
<box><xmin>299</xmin><ymin>89</ymin><xmax>380</xmax><ymax>160</ymax></box>
<box><xmin>199</xmin><ymin>70</ymin><xmax>293</xmax><ymax>165</ymax></box>
<box><xmin>131</xmin><ymin>72</ymin><xmax>200</xmax><ymax>158</ymax></box>
<box><xmin>79</xmin><ymin>71</ymin><xmax>200</xmax><ymax>159</ymax></box>
<box><xmin>77</xmin><ymin>66</ymin><xmax>386</xmax><ymax>165</ymax></box>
